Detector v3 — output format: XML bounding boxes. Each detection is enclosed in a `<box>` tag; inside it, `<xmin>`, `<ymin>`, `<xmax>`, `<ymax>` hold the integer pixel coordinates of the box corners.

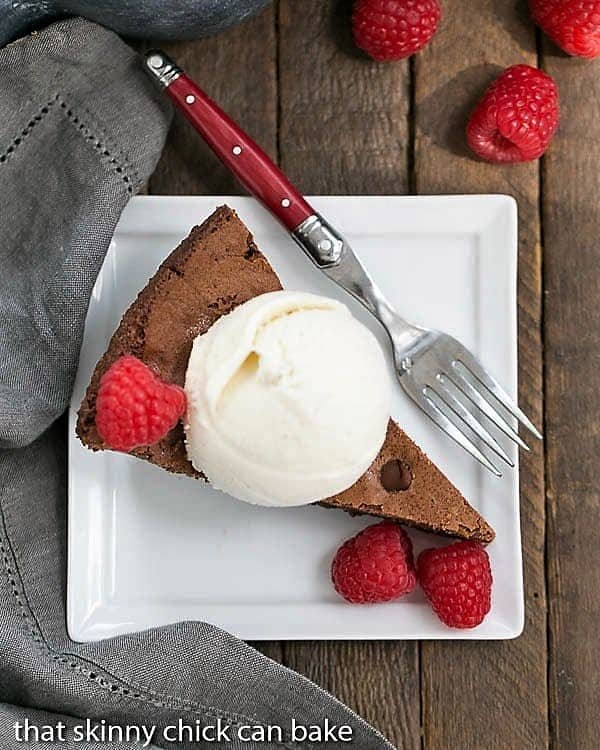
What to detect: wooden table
<box><xmin>142</xmin><ymin>2</ymin><xmax>600</xmax><ymax>747</ymax></box>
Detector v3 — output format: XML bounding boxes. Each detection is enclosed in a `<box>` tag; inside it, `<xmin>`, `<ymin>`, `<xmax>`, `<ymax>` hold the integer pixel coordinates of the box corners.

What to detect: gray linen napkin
<box><xmin>0</xmin><ymin>18</ymin><xmax>395</xmax><ymax>750</ymax></box>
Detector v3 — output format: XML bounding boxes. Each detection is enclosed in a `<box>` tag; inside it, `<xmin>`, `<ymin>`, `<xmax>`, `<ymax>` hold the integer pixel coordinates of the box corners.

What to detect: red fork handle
<box><xmin>163</xmin><ymin>73</ymin><xmax>314</xmax><ymax>231</ymax></box>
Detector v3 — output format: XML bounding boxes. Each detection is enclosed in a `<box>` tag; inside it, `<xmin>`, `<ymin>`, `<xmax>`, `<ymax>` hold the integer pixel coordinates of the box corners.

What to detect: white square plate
<box><xmin>68</xmin><ymin>195</ymin><xmax>522</xmax><ymax>642</ymax></box>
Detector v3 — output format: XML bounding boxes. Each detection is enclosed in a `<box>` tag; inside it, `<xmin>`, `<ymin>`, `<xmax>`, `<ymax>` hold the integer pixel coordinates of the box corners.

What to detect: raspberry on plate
<box><xmin>331</xmin><ymin>521</ymin><xmax>417</xmax><ymax>603</ymax></box>
<box><xmin>96</xmin><ymin>355</ymin><xmax>186</xmax><ymax>452</ymax></box>
<box><xmin>530</xmin><ymin>0</ymin><xmax>600</xmax><ymax>58</ymax></box>
<box><xmin>417</xmin><ymin>541</ymin><xmax>492</xmax><ymax>628</ymax></box>
<box><xmin>352</xmin><ymin>0</ymin><xmax>441</xmax><ymax>61</ymax></box>
<box><xmin>466</xmin><ymin>64</ymin><xmax>559</xmax><ymax>163</ymax></box>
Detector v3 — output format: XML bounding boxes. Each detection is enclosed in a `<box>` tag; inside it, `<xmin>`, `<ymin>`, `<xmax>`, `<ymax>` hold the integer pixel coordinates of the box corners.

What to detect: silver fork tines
<box><xmin>398</xmin><ymin>334</ymin><xmax>539</xmax><ymax>476</ymax></box>
<box><xmin>433</xmin><ymin>375</ymin><xmax>514</xmax><ymax>467</ymax></box>
<box><xmin>293</xmin><ymin>213</ymin><xmax>542</xmax><ymax>475</ymax></box>
<box><xmin>422</xmin><ymin>387</ymin><xmax>503</xmax><ymax>477</ymax></box>
<box><xmin>448</xmin><ymin>365</ymin><xmax>530</xmax><ymax>452</ymax></box>
<box><xmin>452</xmin><ymin>356</ymin><xmax>542</xmax><ymax>440</ymax></box>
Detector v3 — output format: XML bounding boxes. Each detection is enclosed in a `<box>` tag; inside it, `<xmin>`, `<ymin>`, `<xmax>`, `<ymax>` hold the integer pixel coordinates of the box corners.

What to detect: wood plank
<box><xmin>278</xmin><ymin>2</ymin><xmax>419</xmax><ymax>747</ymax></box>
<box><xmin>284</xmin><ymin>641</ymin><xmax>419</xmax><ymax>747</ymax></box>
<box><xmin>149</xmin><ymin>5</ymin><xmax>277</xmax><ymax>195</ymax></box>
<box><xmin>278</xmin><ymin>0</ymin><xmax>410</xmax><ymax>195</ymax></box>
<box><xmin>414</xmin><ymin>3</ymin><xmax>548</xmax><ymax>748</ymax></box>
<box><xmin>542</xmin><ymin>48</ymin><xmax>600</xmax><ymax>750</ymax></box>
<box><xmin>146</xmin><ymin>10</ymin><xmax>282</xmax><ymax>665</ymax></box>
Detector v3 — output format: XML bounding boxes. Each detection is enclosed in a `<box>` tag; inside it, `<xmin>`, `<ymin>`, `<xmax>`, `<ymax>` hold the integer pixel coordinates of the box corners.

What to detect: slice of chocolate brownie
<box><xmin>77</xmin><ymin>205</ymin><xmax>494</xmax><ymax>544</ymax></box>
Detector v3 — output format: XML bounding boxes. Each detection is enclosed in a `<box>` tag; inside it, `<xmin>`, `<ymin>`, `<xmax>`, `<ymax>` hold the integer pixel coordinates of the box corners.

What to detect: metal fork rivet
<box><xmin>281</xmin><ymin>198</ymin><xmax>291</xmax><ymax>208</ymax></box>
<box><xmin>148</xmin><ymin>54</ymin><xmax>164</xmax><ymax>69</ymax></box>
<box><xmin>232</xmin><ymin>145</ymin><xmax>242</xmax><ymax>156</ymax></box>
<box><xmin>185</xmin><ymin>94</ymin><xmax>195</xmax><ymax>104</ymax></box>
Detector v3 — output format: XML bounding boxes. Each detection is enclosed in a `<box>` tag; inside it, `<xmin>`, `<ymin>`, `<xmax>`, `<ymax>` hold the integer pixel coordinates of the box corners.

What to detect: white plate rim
<box><xmin>68</xmin><ymin>194</ymin><xmax>523</xmax><ymax>642</ymax></box>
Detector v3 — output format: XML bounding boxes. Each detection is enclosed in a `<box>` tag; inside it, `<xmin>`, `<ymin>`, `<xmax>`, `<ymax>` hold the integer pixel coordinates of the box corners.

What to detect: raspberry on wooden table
<box><xmin>417</xmin><ymin>541</ymin><xmax>492</xmax><ymax>629</ymax></box>
<box><xmin>352</xmin><ymin>0</ymin><xmax>442</xmax><ymax>61</ymax></box>
<box><xmin>466</xmin><ymin>64</ymin><xmax>559</xmax><ymax>163</ymax></box>
<box><xmin>96</xmin><ymin>355</ymin><xmax>186</xmax><ymax>452</ymax></box>
<box><xmin>331</xmin><ymin>521</ymin><xmax>417</xmax><ymax>603</ymax></box>
<box><xmin>530</xmin><ymin>0</ymin><xmax>600</xmax><ymax>58</ymax></box>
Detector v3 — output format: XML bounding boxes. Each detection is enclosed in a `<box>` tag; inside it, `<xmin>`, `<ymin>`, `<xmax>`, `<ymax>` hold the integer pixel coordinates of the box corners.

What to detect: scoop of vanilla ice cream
<box><xmin>184</xmin><ymin>290</ymin><xmax>391</xmax><ymax>507</ymax></box>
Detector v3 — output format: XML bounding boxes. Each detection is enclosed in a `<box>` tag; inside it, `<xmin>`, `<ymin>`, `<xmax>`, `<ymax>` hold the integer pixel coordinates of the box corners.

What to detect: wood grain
<box><xmin>414</xmin><ymin>3</ymin><xmax>548</xmax><ymax>748</ymax></box>
<box><xmin>149</xmin><ymin>5</ymin><xmax>277</xmax><ymax>196</ymax></box>
<box><xmin>146</xmin><ymin>9</ymin><xmax>282</xmax><ymax>665</ymax></box>
<box><xmin>278</xmin><ymin>2</ymin><xmax>419</xmax><ymax>748</ymax></box>
<box><xmin>278</xmin><ymin>0</ymin><xmax>410</xmax><ymax>195</ymax></box>
<box><xmin>283</xmin><ymin>641</ymin><xmax>420</xmax><ymax>748</ymax></box>
<box><xmin>542</xmin><ymin>46</ymin><xmax>600</xmax><ymax>750</ymax></box>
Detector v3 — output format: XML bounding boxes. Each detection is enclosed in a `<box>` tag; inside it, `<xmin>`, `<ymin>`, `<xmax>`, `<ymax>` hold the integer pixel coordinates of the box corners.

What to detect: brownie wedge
<box><xmin>77</xmin><ymin>206</ymin><xmax>494</xmax><ymax>544</ymax></box>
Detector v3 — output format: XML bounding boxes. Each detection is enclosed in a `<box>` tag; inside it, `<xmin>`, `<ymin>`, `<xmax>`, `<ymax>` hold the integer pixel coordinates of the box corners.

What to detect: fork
<box><xmin>144</xmin><ymin>50</ymin><xmax>542</xmax><ymax>476</ymax></box>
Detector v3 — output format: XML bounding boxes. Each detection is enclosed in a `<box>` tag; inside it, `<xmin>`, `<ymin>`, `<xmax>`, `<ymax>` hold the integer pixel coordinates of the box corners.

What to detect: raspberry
<box><xmin>530</xmin><ymin>0</ymin><xmax>600</xmax><ymax>58</ymax></box>
<box><xmin>332</xmin><ymin>522</ymin><xmax>416</xmax><ymax>603</ymax></box>
<box><xmin>417</xmin><ymin>541</ymin><xmax>492</xmax><ymax>628</ymax></box>
<box><xmin>466</xmin><ymin>65</ymin><xmax>559</xmax><ymax>163</ymax></box>
<box><xmin>96</xmin><ymin>355</ymin><xmax>186</xmax><ymax>452</ymax></box>
<box><xmin>352</xmin><ymin>0</ymin><xmax>441</xmax><ymax>61</ymax></box>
